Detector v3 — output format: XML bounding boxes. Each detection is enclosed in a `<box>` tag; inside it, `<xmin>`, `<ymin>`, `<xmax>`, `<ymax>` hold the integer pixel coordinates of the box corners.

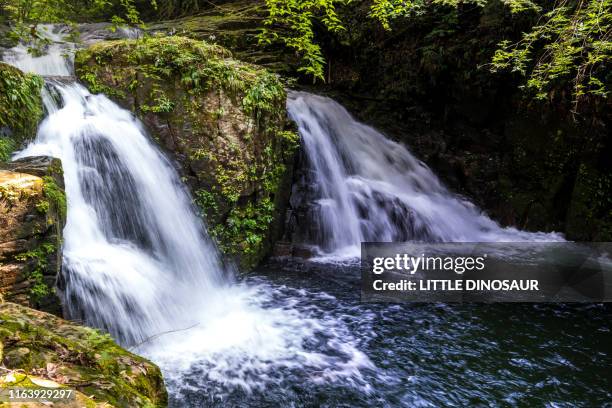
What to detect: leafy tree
<box><xmin>260</xmin><ymin>0</ymin><xmax>611</xmax><ymax>104</ymax></box>
<box><xmin>258</xmin><ymin>0</ymin><xmax>349</xmax><ymax>79</ymax></box>
<box><xmin>492</xmin><ymin>0</ymin><xmax>611</xmax><ymax>107</ymax></box>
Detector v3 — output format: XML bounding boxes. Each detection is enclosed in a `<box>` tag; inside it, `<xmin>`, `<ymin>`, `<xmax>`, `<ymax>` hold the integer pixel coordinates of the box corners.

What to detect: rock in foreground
<box><xmin>0</xmin><ymin>302</ymin><xmax>167</xmax><ymax>407</ymax></box>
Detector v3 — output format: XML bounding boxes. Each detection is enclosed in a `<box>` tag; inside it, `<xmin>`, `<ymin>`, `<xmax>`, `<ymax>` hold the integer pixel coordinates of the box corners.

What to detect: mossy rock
<box><xmin>75</xmin><ymin>36</ymin><xmax>298</xmax><ymax>269</ymax></box>
<box><xmin>0</xmin><ymin>63</ymin><xmax>44</xmax><ymax>163</ymax></box>
<box><xmin>0</xmin><ymin>302</ymin><xmax>167</xmax><ymax>407</ymax></box>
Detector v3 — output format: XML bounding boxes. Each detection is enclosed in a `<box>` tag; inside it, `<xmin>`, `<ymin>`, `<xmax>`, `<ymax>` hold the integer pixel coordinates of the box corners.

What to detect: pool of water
<box><xmin>155</xmin><ymin>258</ymin><xmax>611</xmax><ymax>407</ymax></box>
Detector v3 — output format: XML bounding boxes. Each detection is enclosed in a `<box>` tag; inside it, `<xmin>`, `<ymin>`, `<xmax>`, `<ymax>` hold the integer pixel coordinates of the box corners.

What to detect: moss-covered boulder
<box><xmin>0</xmin><ymin>302</ymin><xmax>167</xmax><ymax>407</ymax></box>
<box><xmin>75</xmin><ymin>36</ymin><xmax>298</xmax><ymax>269</ymax></box>
<box><xmin>0</xmin><ymin>63</ymin><xmax>44</xmax><ymax>162</ymax></box>
<box><xmin>0</xmin><ymin>157</ymin><xmax>66</xmax><ymax>315</ymax></box>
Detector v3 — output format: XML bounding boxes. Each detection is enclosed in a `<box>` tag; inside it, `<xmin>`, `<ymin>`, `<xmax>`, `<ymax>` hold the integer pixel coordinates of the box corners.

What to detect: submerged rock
<box><xmin>0</xmin><ymin>302</ymin><xmax>167</xmax><ymax>407</ymax></box>
<box><xmin>75</xmin><ymin>36</ymin><xmax>298</xmax><ymax>269</ymax></box>
<box><xmin>0</xmin><ymin>157</ymin><xmax>65</xmax><ymax>315</ymax></box>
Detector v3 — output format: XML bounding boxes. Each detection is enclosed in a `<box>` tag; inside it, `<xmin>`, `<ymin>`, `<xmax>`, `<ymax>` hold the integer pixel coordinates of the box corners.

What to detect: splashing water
<box><xmin>4</xmin><ymin>31</ymin><xmax>374</xmax><ymax>400</ymax></box>
<box><xmin>287</xmin><ymin>91</ymin><xmax>563</xmax><ymax>258</ymax></box>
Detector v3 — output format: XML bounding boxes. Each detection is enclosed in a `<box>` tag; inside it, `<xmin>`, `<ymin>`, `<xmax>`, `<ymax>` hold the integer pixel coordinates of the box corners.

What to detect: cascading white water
<box><xmin>4</xmin><ymin>28</ymin><xmax>373</xmax><ymax>400</ymax></box>
<box><xmin>2</xmin><ymin>25</ymin><xmax>74</xmax><ymax>77</ymax></box>
<box><xmin>19</xmin><ymin>83</ymin><xmax>227</xmax><ymax>344</ymax></box>
<box><xmin>287</xmin><ymin>92</ymin><xmax>563</xmax><ymax>257</ymax></box>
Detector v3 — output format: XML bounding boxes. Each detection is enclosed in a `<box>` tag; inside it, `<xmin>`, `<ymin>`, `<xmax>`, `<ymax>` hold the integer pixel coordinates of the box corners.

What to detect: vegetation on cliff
<box><xmin>0</xmin><ymin>63</ymin><xmax>43</xmax><ymax>162</ymax></box>
<box><xmin>0</xmin><ymin>0</ymin><xmax>143</xmax><ymax>44</ymax></box>
<box><xmin>259</xmin><ymin>0</ymin><xmax>610</xmax><ymax>105</ymax></box>
<box><xmin>0</xmin><ymin>302</ymin><xmax>167</xmax><ymax>407</ymax></box>
<box><xmin>75</xmin><ymin>36</ymin><xmax>298</xmax><ymax>268</ymax></box>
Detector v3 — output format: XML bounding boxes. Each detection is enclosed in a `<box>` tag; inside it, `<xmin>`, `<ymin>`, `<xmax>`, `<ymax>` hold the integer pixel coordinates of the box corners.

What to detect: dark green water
<box><xmin>166</xmin><ymin>258</ymin><xmax>611</xmax><ymax>407</ymax></box>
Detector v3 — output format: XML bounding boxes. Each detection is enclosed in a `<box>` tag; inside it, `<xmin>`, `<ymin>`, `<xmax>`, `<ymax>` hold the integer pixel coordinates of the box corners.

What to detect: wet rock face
<box><xmin>75</xmin><ymin>37</ymin><xmax>299</xmax><ymax>269</ymax></box>
<box><xmin>77</xmin><ymin>22</ymin><xmax>142</xmax><ymax>45</ymax></box>
<box><xmin>0</xmin><ymin>156</ymin><xmax>66</xmax><ymax>315</ymax></box>
<box><xmin>0</xmin><ymin>302</ymin><xmax>168</xmax><ymax>407</ymax></box>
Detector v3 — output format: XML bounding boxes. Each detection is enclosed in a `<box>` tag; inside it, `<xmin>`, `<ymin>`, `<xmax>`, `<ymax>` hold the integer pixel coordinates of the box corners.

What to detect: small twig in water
<box><xmin>130</xmin><ymin>323</ymin><xmax>200</xmax><ymax>349</ymax></box>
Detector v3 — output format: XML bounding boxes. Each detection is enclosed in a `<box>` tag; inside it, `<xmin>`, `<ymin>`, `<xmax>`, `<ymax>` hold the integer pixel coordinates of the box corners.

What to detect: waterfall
<box><xmin>2</xmin><ymin>25</ymin><xmax>74</xmax><ymax>77</ymax></box>
<box><xmin>18</xmin><ymin>83</ymin><xmax>227</xmax><ymax>345</ymax></box>
<box><xmin>287</xmin><ymin>91</ymin><xmax>562</xmax><ymax>257</ymax></box>
<box><xmin>4</xmin><ymin>28</ymin><xmax>372</xmax><ymax>398</ymax></box>
<box><xmin>5</xmin><ymin>25</ymin><xmax>224</xmax><ymax>344</ymax></box>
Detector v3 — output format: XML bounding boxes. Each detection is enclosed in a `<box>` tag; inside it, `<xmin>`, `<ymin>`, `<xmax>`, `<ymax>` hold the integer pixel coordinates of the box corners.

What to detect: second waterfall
<box><xmin>287</xmin><ymin>91</ymin><xmax>562</xmax><ymax>257</ymax></box>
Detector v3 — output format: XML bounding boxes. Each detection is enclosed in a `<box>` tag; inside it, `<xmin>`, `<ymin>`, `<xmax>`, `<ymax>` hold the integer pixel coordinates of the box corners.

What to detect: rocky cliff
<box><xmin>143</xmin><ymin>1</ymin><xmax>610</xmax><ymax>241</ymax></box>
<box><xmin>315</xmin><ymin>1</ymin><xmax>611</xmax><ymax>240</ymax></box>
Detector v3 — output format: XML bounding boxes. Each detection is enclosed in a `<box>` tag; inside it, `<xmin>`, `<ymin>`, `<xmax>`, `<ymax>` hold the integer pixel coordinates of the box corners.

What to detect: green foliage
<box><xmin>370</xmin><ymin>0</ymin><xmax>424</xmax><ymax>30</ymax></box>
<box><xmin>194</xmin><ymin>189</ymin><xmax>218</xmax><ymax>215</ymax></box>
<box><xmin>491</xmin><ymin>0</ymin><xmax>611</xmax><ymax>106</ymax></box>
<box><xmin>15</xmin><ymin>241</ymin><xmax>56</xmax><ymax>303</ymax></box>
<box><xmin>210</xmin><ymin>197</ymin><xmax>276</xmax><ymax>262</ymax></box>
<box><xmin>42</xmin><ymin>175</ymin><xmax>67</xmax><ymax>221</ymax></box>
<box><xmin>243</xmin><ymin>71</ymin><xmax>286</xmax><ymax>122</ymax></box>
<box><xmin>0</xmin><ymin>137</ymin><xmax>17</xmax><ymax>162</ymax></box>
<box><xmin>259</xmin><ymin>0</ymin><xmax>349</xmax><ymax>80</ymax></box>
<box><xmin>0</xmin><ymin>63</ymin><xmax>43</xmax><ymax>150</ymax></box>
<box><xmin>261</xmin><ymin>0</ymin><xmax>610</xmax><ymax>103</ymax></box>
<box><xmin>0</xmin><ymin>0</ymin><xmax>152</xmax><ymax>48</ymax></box>
<box><xmin>0</xmin><ymin>0</ymin><xmax>145</xmax><ymax>26</ymax></box>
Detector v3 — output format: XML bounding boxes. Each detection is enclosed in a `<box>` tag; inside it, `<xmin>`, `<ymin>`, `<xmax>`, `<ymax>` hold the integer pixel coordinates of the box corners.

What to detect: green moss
<box><xmin>14</xmin><ymin>241</ymin><xmax>56</xmax><ymax>304</ymax></box>
<box><xmin>42</xmin><ymin>175</ymin><xmax>67</xmax><ymax>222</ymax></box>
<box><xmin>76</xmin><ymin>36</ymin><xmax>289</xmax><ymax>122</ymax></box>
<box><xmin>0</xmin><ymin>63</ymin><xmax>44</xmax><ymax>161</ymax></box>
